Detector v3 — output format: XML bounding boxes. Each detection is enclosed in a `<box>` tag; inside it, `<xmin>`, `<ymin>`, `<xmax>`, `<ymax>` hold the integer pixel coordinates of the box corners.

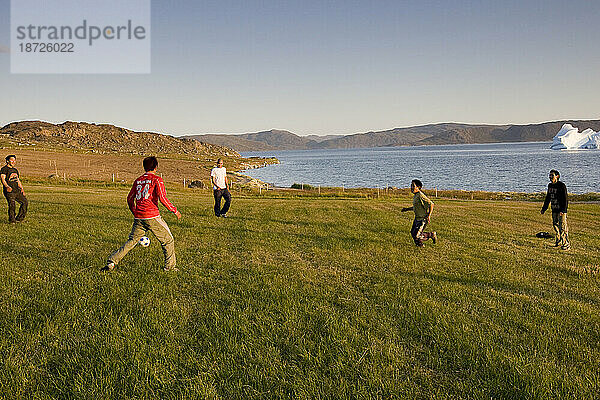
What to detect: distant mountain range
<box><xmin>186</xmin><ymin>120</ymin><xmax>600</xmax><ymax>151</ymax></box>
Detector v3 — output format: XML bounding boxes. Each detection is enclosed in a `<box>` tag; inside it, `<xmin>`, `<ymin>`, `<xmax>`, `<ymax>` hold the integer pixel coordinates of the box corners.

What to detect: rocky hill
<box><xmin>0</xmin><ymin>121</ymin><xmax>240</xmax><ymax>158</ymax></box>
<box><xmin>188</xmin><ymin>120</ymin><xmax>600</xmax><ymax>151</ymax></box>
<box><xmin>188</xmin><ymin>129</ymin><xmax>318</xmax><ymax>151</ymax></box>
<box><xmin>185</xmin><ymin>135</ymin><xmax>277</xmax><ymax>152</ymax></box>
<box><xmin>188</xmin><ymin>131</ymin><xmax>347</xmax><ymax>151</ymax></box>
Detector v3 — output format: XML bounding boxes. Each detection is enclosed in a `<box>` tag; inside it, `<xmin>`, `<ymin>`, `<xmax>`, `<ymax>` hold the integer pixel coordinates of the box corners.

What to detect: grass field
<box><xmin>0</xmin><ymin>184</ymin><xmax>599</xmax><ymax>399</ymax></box>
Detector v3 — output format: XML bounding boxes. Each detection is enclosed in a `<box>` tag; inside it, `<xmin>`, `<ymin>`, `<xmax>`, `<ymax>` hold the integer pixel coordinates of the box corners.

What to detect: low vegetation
<box><xmin>0</xmin><ymin>184</ymin><xmax>598</xmax><ymax>398</ymax></box>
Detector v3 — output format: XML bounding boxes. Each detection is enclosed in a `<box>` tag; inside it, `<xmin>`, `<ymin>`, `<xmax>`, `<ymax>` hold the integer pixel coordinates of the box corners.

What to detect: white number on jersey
<box><xmin>136</xmin><ymin>183</ymin><xmax>150</xmax><ymax>200</ymax></box>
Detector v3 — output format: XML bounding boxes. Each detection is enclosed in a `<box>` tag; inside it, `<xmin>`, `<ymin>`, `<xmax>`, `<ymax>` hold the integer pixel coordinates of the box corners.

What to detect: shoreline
<box><xmin>20</xmin><ymin>178</ymin><xmax>600</xmax><ymax>203</ymax></box>
<box><xmin>240</xmin><ymin>140</ymin><xmax>556</xmax><ymax>154</ymax></box>
<box><xmin>239</xmin><ymin>142</ymin><xmax>600</xmax><ymax>195</ymax></box>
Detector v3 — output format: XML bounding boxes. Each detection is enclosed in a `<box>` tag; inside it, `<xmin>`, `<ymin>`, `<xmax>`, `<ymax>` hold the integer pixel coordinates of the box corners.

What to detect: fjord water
<box><xmin>242</xmin><ymin>142</ymin><xmax>600</xmax><ymax>193</ymax></box>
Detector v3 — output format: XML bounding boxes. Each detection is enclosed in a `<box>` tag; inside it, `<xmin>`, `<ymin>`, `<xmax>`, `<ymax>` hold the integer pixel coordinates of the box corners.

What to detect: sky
<box><xmin>0</xmin><ymin>0</ymin><xmax>599</xmax><ymax>136</ymax></box>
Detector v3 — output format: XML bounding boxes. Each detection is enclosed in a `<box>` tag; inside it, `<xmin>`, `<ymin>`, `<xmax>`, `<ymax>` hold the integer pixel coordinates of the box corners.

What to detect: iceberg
<box><xmin>582</xmin><ymin>131</ymin><xmax>600</xmax><ymax>149</ymax></box>
<box><xmin>550</xmin><ymin>124</ymin><xmax>600</xmax><ymax>150</ymax></box>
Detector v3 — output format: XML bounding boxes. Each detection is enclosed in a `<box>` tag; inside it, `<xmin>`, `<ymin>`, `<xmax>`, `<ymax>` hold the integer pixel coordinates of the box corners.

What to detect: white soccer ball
<box><xmin>139</xmin><ymin>236</ymin><xmax>151</xmax><ymax>247</ymax></box>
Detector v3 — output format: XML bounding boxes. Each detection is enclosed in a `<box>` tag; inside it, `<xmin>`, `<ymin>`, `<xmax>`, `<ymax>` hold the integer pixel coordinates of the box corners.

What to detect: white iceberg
<box><xmin>581</xmin><ymin>132</ymin><xmax>600</xmax><ymax>149</ymax></box>
<box><xmin>550</xmin><ymin>124</ymin><xmax>600</xmax><ymax>150</ymax></box>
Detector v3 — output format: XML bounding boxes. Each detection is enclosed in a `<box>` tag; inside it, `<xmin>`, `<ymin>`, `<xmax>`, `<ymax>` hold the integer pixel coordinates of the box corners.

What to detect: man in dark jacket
<box><xmin>0</xmin><ymin>155</ymin><xmax>28</xmax><ymax>223</ymax></box>
<box><xmin>541</xmin><ymin>169</ymin><xmax>570</xmax><ymax>250</ymax></box>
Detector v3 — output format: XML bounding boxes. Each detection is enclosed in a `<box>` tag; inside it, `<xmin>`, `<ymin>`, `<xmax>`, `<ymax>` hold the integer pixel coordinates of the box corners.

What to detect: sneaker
<box><xmin>163</xmin><ymin>266</ymin><xmax>179</xmax><ymax>272</ymax></box>
<box><xmin>101</xmin><ymin>261</ymin><xmax>116</xmax><ymax>272</ymax></box>
<box><xmin>561</xmin><ymin>245</ymin><xmax>571</xmax><ymax>251</ymax></box>
<box><xmin>431</xmin><ymin>232</ymin><xmax>437</xmax><ymax>244</ymax></box>
<box><xmin>220</xmin><ymin>214</ymin><xmax>228</xmax><ymax>218</ymax></box>
<box><xmin>416</xmin><ymin>243</ymin><xmax>425</xmax><ymax>248</ymax></box>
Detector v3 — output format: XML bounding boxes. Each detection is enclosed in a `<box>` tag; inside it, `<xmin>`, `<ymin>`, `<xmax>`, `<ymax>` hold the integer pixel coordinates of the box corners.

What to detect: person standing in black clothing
<box><xmin>541</xmin><ymin>169</ymin><xmax>569</xmax><ymax>250</ymax></box>
<box><xmin>0</xmin><ymin>155</ymin><xmax>28</xmax><ymax>224</ymax></box>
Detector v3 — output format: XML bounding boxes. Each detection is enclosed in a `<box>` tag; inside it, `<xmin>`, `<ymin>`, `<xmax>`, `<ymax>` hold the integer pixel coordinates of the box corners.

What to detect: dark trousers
<box><xmin>411</xmin><ymin>218</ymin><xmax>433</xmax><ymax>246</ymax></box>
<box><xmin>4</xmin><ymin>190</ymin><xmax>28</xmax><ymax>222</ymax></box>
<box><xmin>213</xmin><ymin>188</ymin><xmax>231</xmax><ymax>216</ymax></box>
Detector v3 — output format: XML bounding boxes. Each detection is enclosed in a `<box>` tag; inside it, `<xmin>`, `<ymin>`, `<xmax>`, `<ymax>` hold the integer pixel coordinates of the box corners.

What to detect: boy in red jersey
<box><xmin>103</xmin><ymin>156</ymin><xmax>182</xmax><ymax>272</ymax></box>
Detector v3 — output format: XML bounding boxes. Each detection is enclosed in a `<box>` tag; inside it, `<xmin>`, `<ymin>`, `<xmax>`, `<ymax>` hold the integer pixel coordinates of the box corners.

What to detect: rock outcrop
<box><xmin>0</xmin><ymin>121</ymin><xmax>240</xmax><ymax>158</ymax></box>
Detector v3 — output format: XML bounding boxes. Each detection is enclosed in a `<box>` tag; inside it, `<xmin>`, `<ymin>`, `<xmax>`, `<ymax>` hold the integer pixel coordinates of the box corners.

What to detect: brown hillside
<box><xmin>185</xmin><ymin>134</ymin><xmax>278</xmax><ymax>151</ymax></box>
<box><xmin>0</xmin><ymin>121</ymin><xmax>239</xmax><ymax>158</ymax></box>
<box><xmin>0</xmin><ymin>121</ymin><xmax>278</xmax><ymax>185</ymax></box>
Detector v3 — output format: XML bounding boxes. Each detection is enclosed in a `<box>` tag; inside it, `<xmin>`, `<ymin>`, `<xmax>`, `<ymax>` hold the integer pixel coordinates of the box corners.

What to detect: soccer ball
<box><xmin>139</xmin><ymin>236</ymin><xmax>151</xmax><ymax>247</ymax></box>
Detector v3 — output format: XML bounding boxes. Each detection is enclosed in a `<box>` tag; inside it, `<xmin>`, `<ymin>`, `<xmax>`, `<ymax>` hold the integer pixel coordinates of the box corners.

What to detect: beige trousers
<box><xmin>552</xmin><ymin>212</ymin><xmax>570</xmax><ymax>247</ymax></box>
<box><xmin>109</xmin><ymin>216</ymin><xmax>176</xmax><ymax>269</ymax></box>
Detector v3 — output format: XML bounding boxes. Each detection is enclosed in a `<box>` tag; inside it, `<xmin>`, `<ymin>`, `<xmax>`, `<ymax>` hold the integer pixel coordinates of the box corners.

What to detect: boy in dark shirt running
<box><xmin>401</xmin><ymin>179</ymin><xmax>437</xmax><ymax>247</ymax></box>
<box><xmin>0</xmin><ymin>155</ymin><xmax>28</xmax><ymax>223</ymax></box>
<box><xmin>541</xmin><ymin>169</ymin><xmax>570</xmax><ymax>250</ymax></box>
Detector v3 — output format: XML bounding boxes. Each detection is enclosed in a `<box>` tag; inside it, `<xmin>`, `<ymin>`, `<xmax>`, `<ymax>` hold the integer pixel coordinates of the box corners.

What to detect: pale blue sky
<box><xmin>0</xmin><ymin>0</ymin><xmax>599</xmax><ymax>136</ymax></box>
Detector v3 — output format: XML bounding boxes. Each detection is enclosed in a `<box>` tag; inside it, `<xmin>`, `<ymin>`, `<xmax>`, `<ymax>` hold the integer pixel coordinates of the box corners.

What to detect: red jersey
<box><xmin>127</xmin><ymin>173</ymin><xmax>177</xmax><ymax>219</ymax></box>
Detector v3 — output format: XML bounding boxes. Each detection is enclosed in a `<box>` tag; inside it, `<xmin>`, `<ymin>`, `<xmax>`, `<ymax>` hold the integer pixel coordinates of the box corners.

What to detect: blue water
<box><xmin>241</xmin><ymin>142</ymin><xmax>600</xmax><ymax>193</ymax></box>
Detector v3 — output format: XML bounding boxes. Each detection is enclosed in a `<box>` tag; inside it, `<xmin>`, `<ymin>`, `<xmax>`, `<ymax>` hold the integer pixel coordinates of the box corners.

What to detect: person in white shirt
<box><xmin>210</xmin><ymin>158</ymin><xmax>231</xmax><ymax>217</ymax></box>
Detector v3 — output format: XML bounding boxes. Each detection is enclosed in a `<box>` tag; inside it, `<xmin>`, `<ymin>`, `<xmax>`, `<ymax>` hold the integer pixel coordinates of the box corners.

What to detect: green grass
<box><xmin>0</xmin><ymin>184</ymin><xmax>599</xmax><ymax>399</ymax></box>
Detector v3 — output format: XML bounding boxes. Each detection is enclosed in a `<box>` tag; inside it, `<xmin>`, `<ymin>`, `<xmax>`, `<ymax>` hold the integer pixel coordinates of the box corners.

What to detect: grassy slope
<box><xmin>0</xmin><ymin>185</ymin><xmax>598</xmax><ymax>399</ymax></box>
<box><xmin>0</xmin><ymin>146</ymin><xmax>277</xmax><ymax>187</ymax></box>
